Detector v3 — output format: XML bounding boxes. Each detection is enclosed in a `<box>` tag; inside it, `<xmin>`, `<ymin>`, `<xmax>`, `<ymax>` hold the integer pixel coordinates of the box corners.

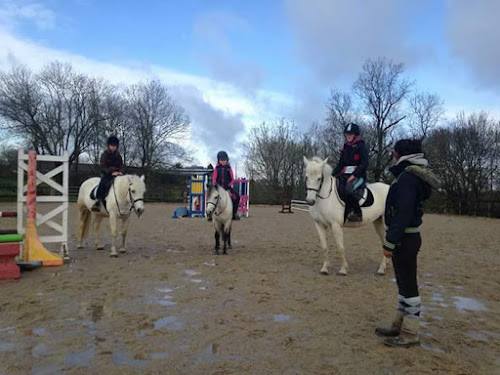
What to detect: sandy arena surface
<box><xmin>0</xmin><ymin>202</ymin><xmax>499</xmax><ymax>375</ymax></box>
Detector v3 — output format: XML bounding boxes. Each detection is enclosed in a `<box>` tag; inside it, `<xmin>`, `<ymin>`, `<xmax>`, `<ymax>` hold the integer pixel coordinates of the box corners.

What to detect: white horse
<box><xmin>77</xmin><ymin>175</ymin><xmax>146</xmax><ymax>257</ymax></box>
<box><xmin>303</xmin><ymin>156</ymin><xmax>390</xmax><ymax>275</ymax></box>
<box><xmin>206</xmin><ymin>185</ymin><xmax>233</xmax><ymax>255</ymax></box>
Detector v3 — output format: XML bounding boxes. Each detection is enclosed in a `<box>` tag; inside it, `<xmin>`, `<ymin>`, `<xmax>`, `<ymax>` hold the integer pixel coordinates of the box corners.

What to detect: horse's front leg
<box><xmin>227</xmin><ymin>231</ymin><xmax>232</xmax><ymax>249</ymax></box>
<box><xmin>331</xmin><ymin>223</ymin><xmax>348</xmax><ymax>275</ymax></box>
<box><xmin>222</xmin><ymin>231</ymin><xmax>228</xmax><ymax>255</ymax></box>
<box><xmin>120</xmin><ymin>215</ymin><xmax>131</xmax><ymax>253</ymax></box>
<box><xmin>93</xmin><ymin>215</ymin><xmax>104</xmax><ymax>250</ymax></box>
<box><xmin>109</xmin><ymin>213</ymin><xmax>118</xmax><ymax>257</ymax></box>
<box><xmin>314</xmin><ymin>222</ymin><xmax>330</xmax><ymax>275</ymax></box>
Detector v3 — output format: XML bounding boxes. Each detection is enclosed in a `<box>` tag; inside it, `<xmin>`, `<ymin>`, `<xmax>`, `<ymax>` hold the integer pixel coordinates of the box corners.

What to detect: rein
<box><xmin>112</xmin><ymin>177</ymin><xmax>144</xmax><ymax>216</ymax></box>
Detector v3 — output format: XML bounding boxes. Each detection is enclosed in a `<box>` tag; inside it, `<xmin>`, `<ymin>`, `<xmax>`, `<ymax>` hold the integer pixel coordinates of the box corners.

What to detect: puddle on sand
<box><xmin>190</xmin><ymin>279</ymin><xmax>203</xmax><ymax>283</ymax></box>
<box><xmin>64</xmin><ymin>345</ymin><xmax>97</xmax><ymax>368</ymax></box>
<box><xmin>151</xmin><ymin>352</ymin><xmax>168</xmax><ymax>360</ymax></box>
<box><xmin>33</xmin><ymin>328</ymin><xmax>45</xmax><ymax>336</ymax></box>
<box><xmin>32</xmin><ymin>343</ymin><xmax>55</xmax><ymax>358</ymax></box>
<box><xmin>30</xmin><ymin>364</ymin><xmax>64</xmax><ymax>375</ymax></box>
<box><xmin>467</xmin><ymin>332</ymin><xmax>489</xmax><ymax>342</ymax></box>
<box><xmin>274</xmin><ymin>314</ymin><xmax>290</xmax><ymax>323</ymax></box>
<box><xmin>419</xmin><ymin>321</ymin><xmax>430</xmax><ymax>327</ymax></box>
<box><xmin>152</xmin><ymin>286</ymin><xmax>177</xmax><ymax>307</ymax></box>
<box><xmin>184</xmin><ymin>269</ymin><xmax>200</xmax><ymax>276</ymax></box>
<box><xmin>454</xmin><ymin>297</ymin><xmax>488</xmax><ymax>313</ymax></box>
<box><xmin>157</xmin><ymin>300</ymin><xmax>177</xmax><ymax>307</ymax></box>
<box><xmin>154</xmin><ymin>316</ymin><xmax>184</xmax><ymax>331</ymax></box>
<box><xmin>112</xmin><ymin>349</ymin><xmax>150</xmax><ymax>369</ymax></box>
<box><xmin>421</xmin><ymin>342</ymin><xmax>445</xmax><ymax>354</ymax></box>
<box><xmin>432</xmin><ymin>293</ymin><xmax>444</xmax><ymax>302</ymax></box>
<box><xmin>0</xmin><ymin>343</ymin><xmax>14</xmax><ymax>352</ymax></box>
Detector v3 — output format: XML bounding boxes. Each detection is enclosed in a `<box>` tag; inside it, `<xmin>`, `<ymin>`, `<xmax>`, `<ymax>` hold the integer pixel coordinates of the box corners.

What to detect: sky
<box><xmin>0</xmin><ymin>0</ymin><xmax>499</xmax><ymax>173</ymax></box>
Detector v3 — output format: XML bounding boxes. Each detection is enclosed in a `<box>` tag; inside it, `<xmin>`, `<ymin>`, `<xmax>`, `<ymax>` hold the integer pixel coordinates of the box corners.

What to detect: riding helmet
<box><xmin>107</xmin><ymin>135</ymin><xmax>119</xmax><ymax>146</ymax></box>
<box><xmin>217</xmin><ymin>150</ymin><xmax>228</xmax><ymax>160</ymax></box>
<box><xmin>344</xmin><ymin>123</ymin><xmax>360</xmax><ymax>136</ymax></box>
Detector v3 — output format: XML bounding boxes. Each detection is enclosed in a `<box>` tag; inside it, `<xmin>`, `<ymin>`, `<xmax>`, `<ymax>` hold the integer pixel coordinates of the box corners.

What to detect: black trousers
<box><xmin>392</xmin><ymin>233</ymin><xmax>421</xmax><ymax>298</ymax></box>
<box><xmin>96</xmin><ymin>173</ymin><xmax>114</xmax><ymax>200</ymax></box>
<box><xmin>227</xmin><ymin>187</ymin><xmax>240</xmax><ymax>215</ymax></box>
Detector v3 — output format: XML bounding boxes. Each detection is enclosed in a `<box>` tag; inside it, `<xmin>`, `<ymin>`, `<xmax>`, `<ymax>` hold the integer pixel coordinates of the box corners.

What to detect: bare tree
<box><xmin>408</xmin><ymin>91</ymin><xmax>444</xmax><ymax>140</ymax></box>
<box><xmin>127</xmin><ymin>80</ymin><xmax>190</xmax><ymax>170</ymax></box>
<box><xmin>353</xmin><ymin>57</ymin><xmax>413</xmax><ymax>180</ymax></box>
<box><xmin>0</xmin><ymin>62</ymin><xmax>109</xmax><ymax>167</ymax></box>
<box><xmin>245</xmin><ymin>120</ymin><xmax>303</xmax><ymax>202</ymax></box>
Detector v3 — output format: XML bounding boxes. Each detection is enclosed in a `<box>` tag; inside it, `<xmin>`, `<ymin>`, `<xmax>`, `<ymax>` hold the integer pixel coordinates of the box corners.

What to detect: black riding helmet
<box><xmin>107</xmin><ymin>135</ymin><xmax>119</xmax><ymax>146</ymax></box>
<box><xmin>344</xmin><ymin>123</ymin><xmax>360</xmax><ymax>136</ymax></box>
<box><xmin>217</xmin><ymin>150</ymin><xmax>228</xmax><ymax>160</ymax></box>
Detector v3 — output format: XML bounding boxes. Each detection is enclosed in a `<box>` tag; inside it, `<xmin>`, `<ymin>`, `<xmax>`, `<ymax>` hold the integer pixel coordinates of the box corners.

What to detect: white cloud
<box><xmin>445</xmin><ymin>0</ymin><xmax>500</xmax><ymax>89</ymax></box>
<box><xmin>0</xmin><ymin>0</ymin><xmax>56</xmax><ymax>30</ymax></box>
<box><xmin>0</xmin><ymin>28</ymin><xmax>294</xmax><ymax>166</ymax></box>
<box><xmin>284</xmin><ymin>0</ymin><xmax>431</xmax><ymax>82</ymax></box>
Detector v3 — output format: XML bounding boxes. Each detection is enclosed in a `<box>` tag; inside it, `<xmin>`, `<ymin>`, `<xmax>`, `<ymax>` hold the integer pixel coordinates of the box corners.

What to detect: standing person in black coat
<box><xmin>376</xmin><ymin>139</ymin><xmax>440</xmax><ymax>348</ymax></box>
<box><xmin>92</xmin><ymin>136</ymin><xmax>124</xmax><ymax>212</ymax></box>
<box><xmin>333</xmin><ymin>123</ymin><xmax>369</xmax><ymax>222</ymax></box>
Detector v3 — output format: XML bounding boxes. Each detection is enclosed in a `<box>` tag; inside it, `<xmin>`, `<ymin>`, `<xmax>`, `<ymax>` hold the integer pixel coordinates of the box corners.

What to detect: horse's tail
<box><xmin>78</xmin><ymin>201</ymin><xmax>91</xmax><ymax>241</ymax></box>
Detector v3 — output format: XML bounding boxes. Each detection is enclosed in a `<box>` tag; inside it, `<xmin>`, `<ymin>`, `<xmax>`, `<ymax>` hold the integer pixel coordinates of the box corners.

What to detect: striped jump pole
<box><xmin>22</xmin><ymin>151</ymin><xmax>63</xmax><ymax>266</ymax></box>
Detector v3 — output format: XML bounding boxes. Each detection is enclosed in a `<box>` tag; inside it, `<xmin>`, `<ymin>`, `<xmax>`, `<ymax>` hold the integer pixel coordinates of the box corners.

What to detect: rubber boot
<box><xmin>384</xmin><ymin>315</ymin><xmax>420</xmax><ymax>348</ymax></box>
<box><xmin>375</xmin><ymin>310</ymin><xmax>404</xmax><ymax>337</ymax></box>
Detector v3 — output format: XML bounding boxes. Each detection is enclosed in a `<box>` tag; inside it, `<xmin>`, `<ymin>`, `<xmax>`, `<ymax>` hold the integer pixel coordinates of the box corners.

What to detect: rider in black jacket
<box><xmin>333</xmin><ymin>123</ymin><xmax>369</xmax><ymax>222</ymax></box>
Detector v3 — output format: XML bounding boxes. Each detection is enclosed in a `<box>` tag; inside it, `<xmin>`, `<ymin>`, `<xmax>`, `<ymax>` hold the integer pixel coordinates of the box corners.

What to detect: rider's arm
<box><xmin>228</xmin><ymin>168</ymin><xmax>235</xmax><ymax>187</ymax></box>
<box><xmin>100</xmin><ymin>152</ymin><xmax>113</xmax><ymax>175</ymax></box>
<box><xmin>212</xmin><ymin>168</ymin><xmax>218</xmax><ymax>187</ymax></box>
<box><xmin>353</xmin><ymin>142</ymin><xmax>368</xmax><ymax>178</ymax></box>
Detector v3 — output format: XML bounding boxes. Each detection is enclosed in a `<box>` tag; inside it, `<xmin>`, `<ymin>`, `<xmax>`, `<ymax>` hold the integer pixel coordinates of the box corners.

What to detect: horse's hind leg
<box><xmin>227</xmin><ymin>231</ymin><xmax>232</xmax><ymax>249</ymax></box>
<box><xmin>109</xmin><ymin>214</ymin><xmax>118</xmax><ymax>257</ymax></box>
<box><xmin>120</xmin><ymin>215</ymin><xmax>131</xmax><ymax>253</ymax></box>
<box><xmin>314</xmin><ymin>222</ymin><xmax>330</xmax><ymax>275</ymax></box>
<box><xmin>93</xmin><ymin>215</ymin><xmax>105</xmax><ymax>250</ymax></box>
<box><xmin>222</xmin><ymin>231</ymin><xmax>228</xmax><ymax>255</ymax></box>
<box><xmin>331</xmin><ymin>223</ymin><xmax>348</xmax><ymax>275</ymax></box>
<box><xmin>373</xmin><ymin>216</ymin><xmax>388</xmax><ymax>275</ymax></box>
<box><xmin>214</xmin><ymin>230</ymin><xmax>220</xmax><ymax>255</ymax></box>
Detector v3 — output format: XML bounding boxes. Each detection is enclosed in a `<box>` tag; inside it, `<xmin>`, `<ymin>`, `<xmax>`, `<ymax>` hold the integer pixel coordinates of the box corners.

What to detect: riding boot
<box><xmin>375</xmin><ymin>310</ymin><xmax>404</xmax><ymax>337</ymax></box>
<box><xmin>347</xmin><ymin>198</ymin><xmax>362</xmax><ymax>222</ymax></box>
<box><xmin>384</xmin><ymin>315</ymin><xmax>420</xmax><ymax>348</ymax></box>
<box><xmin>91</xmin><ymin>200</ymin><xmax>101</xmax><ymax>212</ymax></box>
<box><xmin>232</xmin><ymin>204</ymin><xmax>240</xmax><ymax>220</ymax></box>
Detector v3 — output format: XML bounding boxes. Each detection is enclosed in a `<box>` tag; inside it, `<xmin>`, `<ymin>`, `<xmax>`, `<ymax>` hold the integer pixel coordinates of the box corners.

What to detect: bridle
<box><xmin>306</xmin><ymin>174</ymin><xmax>333</xmax><ymax>200</ymax></box>
<box><xmin>207</xmin><ymin>189</ymin><xmax>227</xmax><ymax>217</ymax></box>
<box><xmin>113</xmin><ymin>179</ymin><xmax>144</xmax><ymax>216</ymax></box>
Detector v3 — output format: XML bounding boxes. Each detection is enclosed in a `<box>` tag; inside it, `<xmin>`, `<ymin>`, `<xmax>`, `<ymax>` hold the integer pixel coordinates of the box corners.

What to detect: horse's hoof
<box><xmin>227</xmin><ymin>245</ymin><xmax>232</xmax><ymax>250</ymax></box>
<box><xmin>213</xmin><ymin>250</ymin><xmax>219</xmax><ymax>255</ymax></box>
<box><xmin>110</xmin><ymin>253</ymin><xmax>118</xmax><ymax>258</ymax></box>
<box><xmin>337</xmin><ymin>271</ymin><xmax>347</xmax><ymax>276</ymax></box>
<box><xmin>223</xmin><ymin>251</ymin><xmax>227</xmax><ymax>255</ymax></box>
<box><xmin>76</xmin><ymin>245</ymin><xmax>84</xmax><ymax>250</ymax></box>
<box><xmin>97</xmin><ymin>246</ymin><xmax>104</xmax><ymax>251</ymax></box>
<box><xmin>119</xmin><ymin>248</ymin><xmax>126</xmax><ymax>253</ymax></box>
<box><xmin>376</xmin><ymin>270</ymin><xmax>386</xmax><ymax>276</ymax></box>
<box><xmin>320</xmin><ymin>270</ymin><xmax>329</xmax><ymax>275</ymax></box>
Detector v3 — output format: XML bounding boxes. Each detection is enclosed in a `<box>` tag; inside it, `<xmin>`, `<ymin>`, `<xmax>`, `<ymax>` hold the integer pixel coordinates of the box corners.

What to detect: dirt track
<box><xmin>1</xmin><ymin>203</ymin><xmax>499</xmax><ymax>374</ymax></box>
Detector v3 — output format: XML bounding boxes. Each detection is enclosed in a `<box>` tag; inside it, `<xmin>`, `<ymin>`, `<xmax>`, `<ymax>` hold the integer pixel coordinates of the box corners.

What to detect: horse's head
<box><xmin>303</xmin><ymin>156</ymin><xmax>330</xmax><ymax>206</ymax></box>
<box><xmin>128</xmin><ymin>175</ymin><xmax>146</xmax><ymax>217</ymax></box>
<box><xmin>206</xmin><ymin>185</ymin><xmax>221</xmax><ymax>218</ymax></box>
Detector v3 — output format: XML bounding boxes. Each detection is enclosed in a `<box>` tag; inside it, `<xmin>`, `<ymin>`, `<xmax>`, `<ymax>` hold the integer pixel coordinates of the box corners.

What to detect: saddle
<box><xmin>90</xmin><ymin>183</ymin><xmax>108</xmax><ymax>211</ymax></box>
<box><xmin>335</xmin><ymin>179</ymin><xmax>374</xmax><ymax>222</ymax></box>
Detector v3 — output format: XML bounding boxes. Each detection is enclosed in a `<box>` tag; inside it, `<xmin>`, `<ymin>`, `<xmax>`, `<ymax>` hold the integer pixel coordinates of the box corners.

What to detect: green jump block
<box><xmin>0</xmin><ymin>234</ymin><xmax>23</xmax><ymax>243</ymax></box>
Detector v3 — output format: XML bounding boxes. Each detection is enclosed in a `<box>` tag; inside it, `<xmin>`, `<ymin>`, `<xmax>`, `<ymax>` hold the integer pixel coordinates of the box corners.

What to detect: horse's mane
<box><xmin>310</xmin><ymin>157</ymin><xmax>333</xmax><ymax>177</ymax></box>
